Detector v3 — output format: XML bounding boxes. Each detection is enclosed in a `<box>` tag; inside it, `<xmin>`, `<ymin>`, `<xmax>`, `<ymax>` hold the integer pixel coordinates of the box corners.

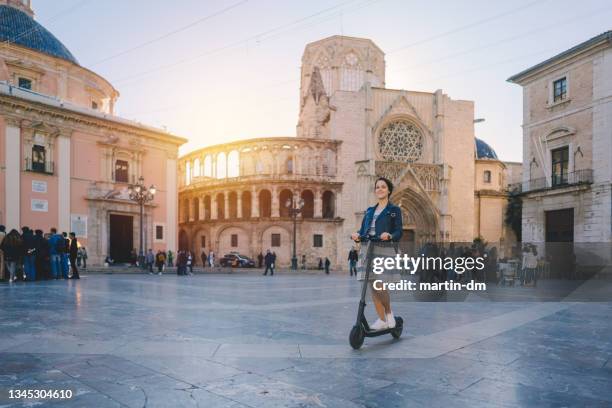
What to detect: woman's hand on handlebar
<box><xmin>351</xmin><ymin>232</ymin><xmax>360</xmax><ymax>242</ymax></box>
<box><xmin>380</xmin><ymin>232</ymin><xmax>392</xmax><ymax>241</ymax></box>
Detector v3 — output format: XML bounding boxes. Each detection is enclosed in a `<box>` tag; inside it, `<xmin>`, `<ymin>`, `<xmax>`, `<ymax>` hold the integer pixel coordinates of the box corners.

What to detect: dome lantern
<box><xmin>1</xmin><ymin>0</ymin><xmax>33</xmax><ymax>17</ymax></box>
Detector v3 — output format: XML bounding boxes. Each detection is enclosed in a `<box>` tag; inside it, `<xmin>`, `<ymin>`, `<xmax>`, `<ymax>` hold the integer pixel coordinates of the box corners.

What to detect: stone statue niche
<box><xmin>297</xmin><ymin>67</ymin><xmax>331</xmax><ymax>139</ymax></box>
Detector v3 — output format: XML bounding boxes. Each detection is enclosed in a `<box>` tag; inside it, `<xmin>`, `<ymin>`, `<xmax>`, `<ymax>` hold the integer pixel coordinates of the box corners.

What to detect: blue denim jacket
<box><xmin>358</xmin><ymin>203</ymin><xmax>403</xmax><ymax>242</ymax></box>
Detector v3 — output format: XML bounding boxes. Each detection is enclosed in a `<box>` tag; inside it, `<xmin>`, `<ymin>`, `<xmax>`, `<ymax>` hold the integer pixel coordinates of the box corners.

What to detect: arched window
<box><xmin>193</xmin><ymin>158</ymin><xmax>201</xmax><ymax>177</ymax></box>
<box><xmin>228</xmin><ymin>192</ymin><xmax>238</xmax><ymax>218</ymax></box>
<box><xmin>484</xmin><ymin>170</ymin><xmax>491</xmax><ymax>183</ymax></box>
<box><xmin>242</xmin><ymin>191</ymin><xmax>252</xmax><ymax>218</ymax></box>
<box><xmin>204</xmin><ymin>155</ymin><xmax>213</xmax><ymax>177</ymax></box>
<box><xmin>322</xmin><ymin>191</ymin><xmax>335</xmax><ymax>219</ymax></box>
<box><xmin>216</xmin><ymin>193</ymin><xmax>225</xmax><ymax>219</ymax></box>
<box><xmin>259</xmin><ymin>189</ymin><xmax>271</xmax><ymax>217</ymax></box>
<box><xmin>301</xmin><ymin>190</ymin><xmax>314</xmax><ymax>218</ymax></box>
<box><xmin>286</xmin><ymin>158</ymin><xmax>293</xmax><ymax>175</ymax></box>
<box><xmin>204</xmin><ymin>195</ymin><xmax>211</xmax><ymax>220</ymax></box>
<box><xmin>279</xmin><ymin>189</ymin><xmax>293</xmax><ymax>217</ymax></box>
<box><xmin>216</xmin><ymin>152</ymin><xmax>227</xmax><ymax>179</ymax></box>
<box><xmin>115</xmin><ymin>159</ymin><xmax>129</xmax><ymax>183</ymax></box>
<box><xmin>228</xmin><ymin>150</ymin><xmax>239</xmax><ymax>178</ymax></box>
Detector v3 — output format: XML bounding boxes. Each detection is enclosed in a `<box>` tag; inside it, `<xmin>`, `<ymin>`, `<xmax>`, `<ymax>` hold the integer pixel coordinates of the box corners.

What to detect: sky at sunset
<box><xmin>35</xmin><ymin>0</ymin><xmax>612</xmax><ymax>160</ymax></box>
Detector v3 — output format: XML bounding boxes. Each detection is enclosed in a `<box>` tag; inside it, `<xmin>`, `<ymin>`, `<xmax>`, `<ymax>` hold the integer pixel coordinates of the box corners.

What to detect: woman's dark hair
<box><xmin>374</xmin><ymin>177</ymin><xmax>393</xmax><ymax>197</ymax></box>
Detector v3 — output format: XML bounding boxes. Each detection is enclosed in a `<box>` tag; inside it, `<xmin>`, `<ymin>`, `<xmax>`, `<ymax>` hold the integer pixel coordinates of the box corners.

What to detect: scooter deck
<box><xmin>363</xmin><ymin>318</ymin><xmax>403</xmax><ymax>337</ymax></box>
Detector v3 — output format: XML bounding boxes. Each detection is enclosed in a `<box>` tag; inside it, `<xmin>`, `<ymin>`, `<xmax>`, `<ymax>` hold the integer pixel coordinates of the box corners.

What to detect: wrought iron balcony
<box><xmin>508</xmin><ymin>169</ymin><xmax>593</xmax><ymax>194</ymax></box>
<box><xmin>24</xmin><ymin>158</ymin><xmax>54</xmax><ymax>175</ymax></box>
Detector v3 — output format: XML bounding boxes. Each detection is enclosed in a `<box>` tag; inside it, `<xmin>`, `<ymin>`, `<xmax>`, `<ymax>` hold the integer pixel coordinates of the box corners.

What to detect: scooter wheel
<box><xmin>391</xmin><ymin>316</ymin><xmax>403</xmax><ymax>339</ymax></box>
<box><xmin>349</xmin><ymin>325</ymin><xmax>365</xmax><ymax>349</ymax></box>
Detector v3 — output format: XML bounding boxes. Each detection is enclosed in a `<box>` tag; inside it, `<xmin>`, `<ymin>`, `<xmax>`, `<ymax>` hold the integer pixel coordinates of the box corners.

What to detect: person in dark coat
<box><xmin>263</xmin><ymin>250</ymin><xmax>274</xmax><ymax>276</ymax></box>
<box><xmin>61</xmin><ymin>232</ymin><xmax>70</xmax><ymax>279</ymax></box>
<box><xmin>22</xmin><ymin>227</ymin><xmax>38</xmax><ymax>281</ymax></box>
<box><xmin>34</xmin><ymin>230</ymin><xmax>49</xmax><ymax>280</ymax></box>
<box><xmin>68</xmin><ymin>233</ymin><xmax>80</xmax><ymax>279</ymax></box>
<box><xmin>200</xmin><ymin>250</ymin><xmax>207</xmax><ymax>269</ymax></box>
<box><xmin>348</xmin><ymin>247</ymin><xmax>358</xmax><ymax>276</ymax></box>
<box><xmin>1</xmin><ymin>229</ymin><xmax>23</xmax><ymax>282</ymax></box>
<box><xmin>257</xmin><ymin>252</ymin><xmax>264</xmax><ymax>268</ymax></box>
<box><xmin>324</xmin><ymin>257</ymin><xmax>331</xmax><ymax>274</ymax></box>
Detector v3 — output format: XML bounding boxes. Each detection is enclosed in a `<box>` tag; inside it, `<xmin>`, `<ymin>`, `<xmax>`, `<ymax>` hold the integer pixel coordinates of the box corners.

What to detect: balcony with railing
<box><xmin>508</xmin><ymin>169</ymin><xmax>593</xmax><ymax>195</ymax></box>
<box><xmin>24</xmin><ymin>158</ymin><xmax>54</xmax><ymax>175</ymax></box>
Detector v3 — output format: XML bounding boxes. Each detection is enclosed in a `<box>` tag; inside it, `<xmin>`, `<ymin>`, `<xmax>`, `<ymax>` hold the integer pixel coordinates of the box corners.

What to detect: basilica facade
<box><xmin>178</xmin><ymin>36</ymin><xmax>520</xmax><ymax>268</ymax></box>
<box><xmin>0</xmin><ymin>0</ymin><xmax>186</xmax><ymax>265</ymax></box>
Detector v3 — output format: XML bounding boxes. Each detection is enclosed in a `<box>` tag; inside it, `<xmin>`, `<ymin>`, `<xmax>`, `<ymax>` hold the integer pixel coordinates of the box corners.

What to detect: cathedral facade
<box><xmin>178</xmin><ymin>36</ymin><xmax>520</xmax><ymax>268</ymax></box>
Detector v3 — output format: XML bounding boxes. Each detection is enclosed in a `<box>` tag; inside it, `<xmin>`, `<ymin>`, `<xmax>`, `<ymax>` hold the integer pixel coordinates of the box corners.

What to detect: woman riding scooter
<box><xmin>351</xmin><ymin>177</ymin><xmax>403</xmax><ymax>331</ymax></box>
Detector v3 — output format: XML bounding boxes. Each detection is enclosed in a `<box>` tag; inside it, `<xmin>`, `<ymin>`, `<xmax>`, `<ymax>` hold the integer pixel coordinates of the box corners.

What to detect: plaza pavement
<box><xmin>0</xmin><ymin>271</ymin><xmax>611</xmax><ymax>407</ymax></box>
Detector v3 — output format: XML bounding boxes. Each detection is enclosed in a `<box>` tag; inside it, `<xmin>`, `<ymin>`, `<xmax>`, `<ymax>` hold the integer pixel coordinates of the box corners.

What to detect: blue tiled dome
<box><xmin>0</xmin><ymin>5</ymin><xmax>78</xmax><ymax>65</ymax></box>
<box><xmin>475</xmin><ymin>138</ymin><xmax>498</xmax><ymax>160</ymax></box>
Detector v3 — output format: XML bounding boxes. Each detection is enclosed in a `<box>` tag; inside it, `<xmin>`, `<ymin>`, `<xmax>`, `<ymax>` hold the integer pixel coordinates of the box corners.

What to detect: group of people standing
<box><xmin>0</xmin><ymin>225</ymin><xmax>85</xmax><ymax>283</ymax></box>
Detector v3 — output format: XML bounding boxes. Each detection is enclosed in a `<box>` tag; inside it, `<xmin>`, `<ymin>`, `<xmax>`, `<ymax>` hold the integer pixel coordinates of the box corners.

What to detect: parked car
<box><xmin>219</xmin><ymin>254</ymin><xmax>256</xmax><ymax>268</ymax></box>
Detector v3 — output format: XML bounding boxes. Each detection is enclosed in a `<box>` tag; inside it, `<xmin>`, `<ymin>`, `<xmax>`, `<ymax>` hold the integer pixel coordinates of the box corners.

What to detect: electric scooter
<box><xmin>349</xmin><ymin>236</ymin><xmax>403</xmax><ymax>350</ymax></box>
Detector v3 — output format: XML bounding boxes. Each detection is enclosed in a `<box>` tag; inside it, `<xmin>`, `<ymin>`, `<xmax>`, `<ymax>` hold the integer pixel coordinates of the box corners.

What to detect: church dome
<box><xmin>0</xmin><ymin>5</ymin><xmax>78</xmax><ymax>65</ymax></box>
<box><xmin>475</xmin><ymin>138</ymin><xmax>498</xmax><ymax>160</ymax></box>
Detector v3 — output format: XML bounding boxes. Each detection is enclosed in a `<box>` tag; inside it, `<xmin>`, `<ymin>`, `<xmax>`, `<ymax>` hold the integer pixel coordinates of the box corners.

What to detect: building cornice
<box><xmin>0</xmin><ymin>90</ymin><xmax>187</xmax><ymax>146</ymax></box>
<box><xmin>508</xmin><ymin>31</ymin><xmax>612</xmax><ymax>85</ymax></box>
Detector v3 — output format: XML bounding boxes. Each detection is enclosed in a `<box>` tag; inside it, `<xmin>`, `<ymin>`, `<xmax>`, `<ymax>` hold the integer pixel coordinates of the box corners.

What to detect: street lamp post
<box><xmin>285</xmin><ymin>197</ymin><xmax>304</xmax><ymax>270</ymax></box>
<box><xmin>128</xmin><ymin>176</ymin><xmax>156</xmax><ymax>269</ymax></box>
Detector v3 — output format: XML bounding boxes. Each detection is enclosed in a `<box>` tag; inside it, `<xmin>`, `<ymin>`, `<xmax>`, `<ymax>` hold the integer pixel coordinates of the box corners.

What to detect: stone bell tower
<box><xmin>297</xmin><ymin>35</ymin><xmax>386</xmax><ymax>138</ymax></box>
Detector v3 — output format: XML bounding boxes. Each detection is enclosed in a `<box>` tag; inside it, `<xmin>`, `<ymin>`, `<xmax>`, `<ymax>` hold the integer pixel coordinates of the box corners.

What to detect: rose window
<box><xmin>378</xmin><ymin>121</ymin><xmax>423</xmax><ymax>162</ymax></box>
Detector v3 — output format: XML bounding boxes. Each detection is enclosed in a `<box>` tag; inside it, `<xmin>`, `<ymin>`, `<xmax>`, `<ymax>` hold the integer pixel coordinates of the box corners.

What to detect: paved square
<box><xmin>1</xmin><ymin>273</ymin><xmax>611</xmax><ymax>407</ymax></box>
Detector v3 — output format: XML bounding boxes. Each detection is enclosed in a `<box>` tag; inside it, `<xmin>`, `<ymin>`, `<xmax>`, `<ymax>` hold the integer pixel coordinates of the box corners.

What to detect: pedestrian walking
<box><xmin>68</xmin><ymin>233</ymin><xmax>80</xmax><ymax>279</ymax></box>
<box><xmin>22</xmin><ymin>227</ymin><xmax>38</xmax><ymax>281</ymax></box>
<box><xmin>348</xmin><ymin>247</ymin><xmax>358</xmax><ymax>276</ymax></box>
<box><xmin>263</xmin><ymin>250</ymin><xmax>274</xmax><ymax>276</ymax></box>
<box><xmin>80</xmin><ymin>246</ymin><xmax>88</xmax><ymax>269</ymax></box>
<box><xmin>167</xmin><ymin>250</ymin><xmax>174</xmax><ymax>267</ymax></box>
<box><xmin>200</xmin><ymin>249</ymin><xmax>207</xmax><ymax>270</ymax></box>
<box><xmin>145</xmin><ymin>249</ymin><xmax>155</xmax><ymax>273</ymax></box>
<box><xmin>155</xmin><ymin>250</ymin><xmax>166</xmax><ymax>275</ymax></box>
<box><xmin>187</xmin><ymin>251</ymin><xmax>193</xmax><ymax>275</ymax></box>
<box><xmin>301</xmin><ymin>254</ymin><xmax>306</xmax><ymax>270</ymax></box>
<box><xmin>208</xmin><ymin>250</ymin><xmax>215</xmax><ymax>268</ymax></box>
<box><xmin>324</xmin><ymin>257</ymin><xmax>331</xmax><ymax>274</ymax></box>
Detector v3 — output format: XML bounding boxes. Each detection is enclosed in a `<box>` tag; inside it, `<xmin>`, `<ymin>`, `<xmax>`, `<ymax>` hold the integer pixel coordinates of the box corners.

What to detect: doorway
<box><xmin>400</xmin><ymin>229</ymin><xmax>416</xmax><ymax>255</ymax></box>
<box><xmin>545</xmin><ymin>208</ymin><xmax>574</xmax><ymax>279</ymax></box>
<box><xmin>109</xmin><ymin>214</ymin><xmax>133</xmax><ymax>263</ymax></box>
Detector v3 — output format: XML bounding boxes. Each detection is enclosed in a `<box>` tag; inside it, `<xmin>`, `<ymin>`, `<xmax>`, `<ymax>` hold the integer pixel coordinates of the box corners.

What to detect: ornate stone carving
<box><xmin>378</xmin><ymin>120</ymin><xmax>423</xmax><ymax>162</ymax></box>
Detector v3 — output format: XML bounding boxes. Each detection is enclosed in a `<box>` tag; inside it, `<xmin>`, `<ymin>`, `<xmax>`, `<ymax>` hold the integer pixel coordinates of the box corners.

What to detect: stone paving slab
<box><xmin>0</xmin><ymin>274</ymin><xmax>611</xmax><ymax>407</ymax></box>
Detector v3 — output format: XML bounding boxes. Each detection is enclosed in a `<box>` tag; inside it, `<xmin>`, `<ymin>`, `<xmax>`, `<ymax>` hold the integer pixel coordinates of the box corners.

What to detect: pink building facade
<box><xmin>0</xmin><ymin>0</ymin><xmax>186</xmax><ymax>265</ymax></box>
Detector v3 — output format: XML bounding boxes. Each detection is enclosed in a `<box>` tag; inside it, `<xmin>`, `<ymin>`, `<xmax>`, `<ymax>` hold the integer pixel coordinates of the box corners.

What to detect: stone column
<box><xmin>294</xmin><ymin>190</ymin><xmax>302</xmax><ymax>218</ymax></box>
<box><xmin>57</xmin><ymin>133</ymin><xmax>71</xmax><ymax>233</ymax></box>
<box><xmin>4</xmin><ymin>122</ymin><xmax>20</xmax><ymax>230</ymax></box>
<box><xmin>166</xmin><ymin>157</ymin><xmax>178</xmax><ymax>252</ymax></box>
<box><xmin>237</xmin><ymin>192</ymin><xmax>242</xmax><ymax>218</ymax></box>
<box><xmin>252</xmin><ymin>186</ymin><xmax>259</xmax><ymax>218</ymax></box>
<box><xmin>272</xmin><ymin>186</ymin><xmax>279</xmax><ymax>217</ymax></box>
<box><xmin>314</xmin><ymin>189</ymin><xmax>322</xmax><ymax>218</ymax></box>
<box><xmin>211</xmin><ymin>195</ymin><xmax>218</xmax><ymax>220</ymax></box>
